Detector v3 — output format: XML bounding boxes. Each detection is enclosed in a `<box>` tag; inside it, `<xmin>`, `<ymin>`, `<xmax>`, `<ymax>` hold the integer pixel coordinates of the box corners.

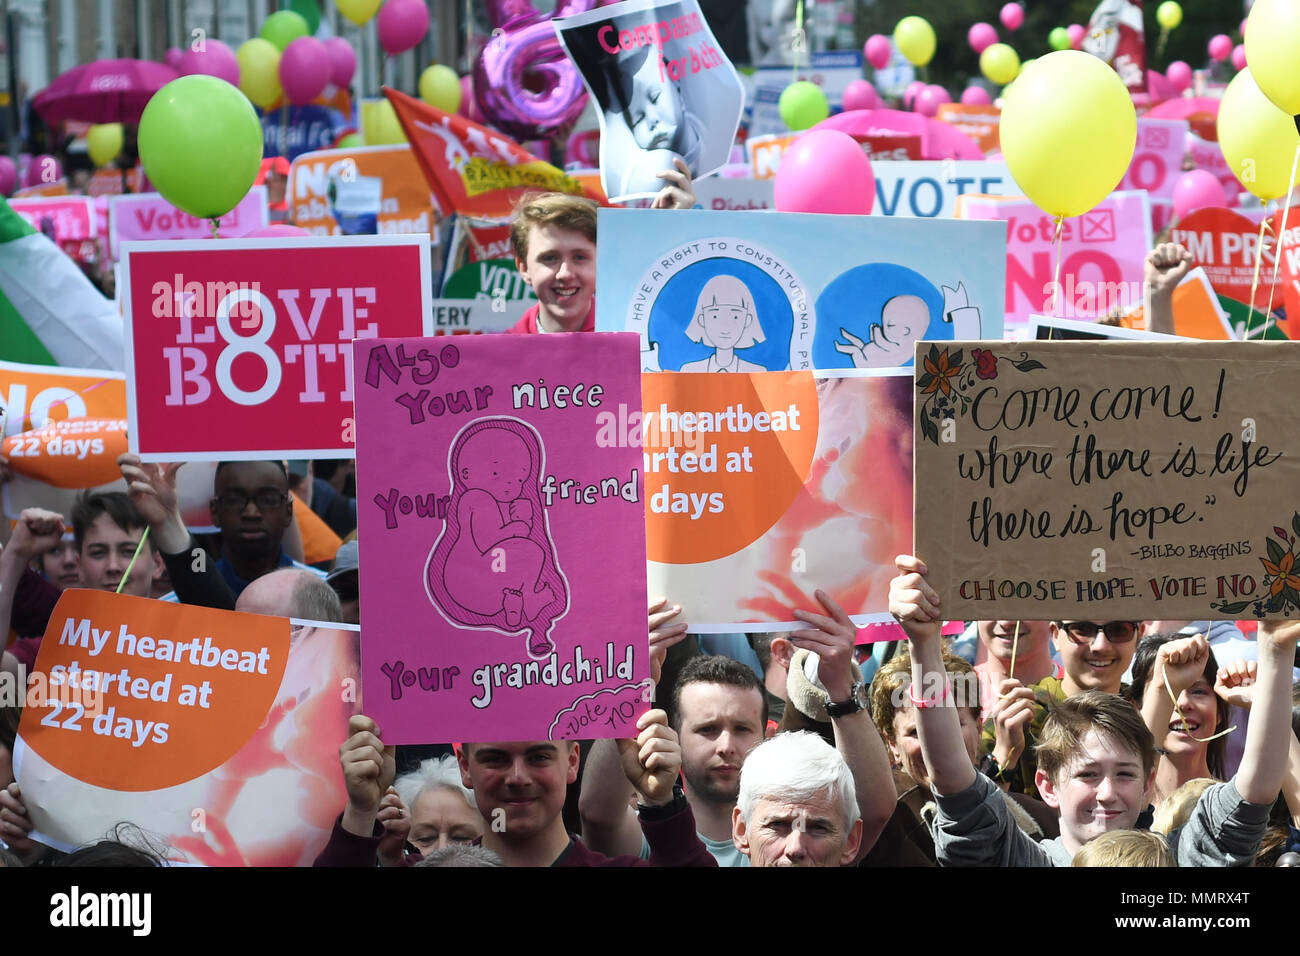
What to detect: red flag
<box><xmin>383</xmin><ymin>88</ymin><xmax>600</xmax><ymax>219</ymax></box>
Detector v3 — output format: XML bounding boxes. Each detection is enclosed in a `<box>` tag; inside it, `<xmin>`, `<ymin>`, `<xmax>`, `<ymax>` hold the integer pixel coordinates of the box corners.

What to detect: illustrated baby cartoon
<box><xmin>834</xmin><ymin>293</ymin><xmax>928</xmax><ymax>369</ymax></box>
<box><xmin>680</xmin><ymin>274</ymin><xmax>767</xmax><ymax>373</ymax></box>
<box><xmin>426</xmin><ymin>418</ymin><xmax>567</xmax><ymax>660</ymax></box>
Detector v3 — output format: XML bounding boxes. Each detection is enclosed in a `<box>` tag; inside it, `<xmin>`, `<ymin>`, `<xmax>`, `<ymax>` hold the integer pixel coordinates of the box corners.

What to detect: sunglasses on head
<box><xmin>1057</xmin><ymin>621</ymin><xmax>1141</xmax><ymax>643</ymax></box>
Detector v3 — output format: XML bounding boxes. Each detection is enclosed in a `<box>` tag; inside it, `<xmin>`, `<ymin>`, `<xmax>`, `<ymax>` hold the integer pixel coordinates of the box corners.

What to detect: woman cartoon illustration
<box><xmin>679</xmin><ymin>275</ymin><xmax>767</xmax><ymax>373</ymax></box>
<box><xmin>426</xmin><ymin>418</ymin><xmax>567</xmax><ymax>660</ymax></box>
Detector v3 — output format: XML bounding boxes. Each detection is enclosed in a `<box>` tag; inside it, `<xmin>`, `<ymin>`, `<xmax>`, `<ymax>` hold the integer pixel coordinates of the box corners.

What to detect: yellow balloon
<box><xmin>237</xmin><ymin>37</ymin><xmax>282</xmax><ymax>110</ymax></box>
<box><xmin>893</xmin><ymin>16</ymin><xmax>936</xmax><ymax>67</ymax></box>
<box><xmin>1244</xmin><ymin>0</ymin><xmax>1300</xmax><ymax>115</ymax></box>
<box><xmin>1156</xmin><ymin>1</ymin><xmax>1183</xmax><ymax>31</ymax></box>
<box><xmin>419</xmin><ymin>65</ymin><xmax>462</xmax><ymax>113</ymax></box>
<box><xmin>1218</xmin><ymin>68</ymin><xmax>1300</xmax><ymax>201</ymax></box>
<box><xmin>980</xmin><ymin>44</ymin><xmax>1021</xmax><ymax>86</ymax></box>
<box><xmin>86</xmin><ymin>123</ymin><xmax>123</xmax><ymax>167</ymax></box>
<box><xmin>1000</xmin><ymin>50</ymin><xmax>1136</xmax><ymax>218</ymax></box>
<box><xmin>362</xmin><ymin>99</ymin><xmax>407</xmax><ymax>146</ymax></box>
<box><xmin>336</xmin><ymin>0</ymin><xmax>382</xmax><ymax>27</ymax></box>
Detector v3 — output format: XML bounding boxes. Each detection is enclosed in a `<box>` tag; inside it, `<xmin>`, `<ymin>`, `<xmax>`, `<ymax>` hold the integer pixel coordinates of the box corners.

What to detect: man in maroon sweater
<box><xmin>315</xmin><ymin>710</ymin><xmax>716</xmax><ymax>867</ymax></box>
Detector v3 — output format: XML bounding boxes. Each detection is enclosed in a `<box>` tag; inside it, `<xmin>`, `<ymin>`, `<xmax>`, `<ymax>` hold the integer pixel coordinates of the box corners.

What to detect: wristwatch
<box><xmin>637</xmin><ymin>783</ymin><xmax>688</xmax><ymax>821</ymax></box>
<box><xmin>825</xmin><ymin>681</ymin><xmax>867</xmax><ymax>718</ymax></box>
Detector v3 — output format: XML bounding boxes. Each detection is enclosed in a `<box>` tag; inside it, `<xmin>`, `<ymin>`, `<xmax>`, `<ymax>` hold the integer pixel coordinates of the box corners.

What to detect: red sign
<box><xmin>1271</xmin><ymin>207</ymin><xmax>1300</xmax><ymax>337</ymax></box>
<box><xmin>121</xmin><ymin>237</ymin><xmax>432</xmax><ymax>460</ymax></box>
<box><xmin>1170</xmin><ymin>207</ymin><xmax>1280</xmax><ymax>312</ymax></box>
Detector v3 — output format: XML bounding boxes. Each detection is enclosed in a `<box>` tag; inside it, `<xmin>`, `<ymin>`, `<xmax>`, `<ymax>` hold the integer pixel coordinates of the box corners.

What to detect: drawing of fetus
<box><xmin>426</xmin><ymin>417</ymin><xmax>568</xmax><ymax>660</ymax></box>
<box><xmin>679</xmin><ymin>274</ymin><xmax>767</xmax><ymax>373</ymax></box>
<box><xmin>834</xmin><ymin>294</ymin><xmax>929</xmax><ymax>369</ymax></box>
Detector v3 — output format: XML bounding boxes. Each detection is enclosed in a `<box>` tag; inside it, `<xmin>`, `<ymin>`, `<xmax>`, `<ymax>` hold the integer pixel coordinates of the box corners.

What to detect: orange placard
<box><xmin>18</xmin><ymin>591</ymin><xmax>290</xmax><ymax>792</ymax></box>
<box><xmin>1120</xmin><ymin>269</ymin><xmax>1235</xmax><ymax>339</ymax></box>
<box><xmin>287</xmin><ymin>144</ymin><xmax>435</xmax><ymax>235</ymax></box>
<box><xmin>936</xmin><ymin>104</ymin><xmax>1001</xmax><ymax>155</ymax></box>
<box><xmin>641</xmin><ymin>372</ymin><xmax>819</xmax><ymax>564</ymax></box>
<box><xmin>2</xmin><ymin>417</ymin><xmax>128</xmax><ymax>487</ymax></box>
<box><xmin>0</xmin><ymin>360</ymin><xmax>126</xmax><ymax>433</ymax></box>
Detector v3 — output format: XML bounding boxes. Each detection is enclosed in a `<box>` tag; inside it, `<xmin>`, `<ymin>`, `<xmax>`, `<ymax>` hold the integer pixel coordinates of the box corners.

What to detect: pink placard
<box><xmin>957</xmin><ymin>191</ymin><xmax>1151</xmax><ymax>328</ymax></box>
<box><xmin>121</xmin><ymin>236</ymin><xmax>432</xmax><ymax>460</ymax></box>
<box><xmin>354</xmin><ymin>333</ymin><xmax>651</xmax><ymax>744</ymax></box>
<box><xmin>1187</xmin><ymin>132</ymin><xmax>1240</xmax><ymax>208</ymax></box>
<box><xmin>10</xmin><ymin>197</ymin><xmax>96</xmax><ymax>241</ymax></box>
<box><xmin>109</xmin><ymin>188</ymin><xmax>269</xmax><ymax>259</ymax></box>
<box><xmin>1117</xmin><ymin>118</ymin><xmax>1190</xmax><ymax>203</ymax></box>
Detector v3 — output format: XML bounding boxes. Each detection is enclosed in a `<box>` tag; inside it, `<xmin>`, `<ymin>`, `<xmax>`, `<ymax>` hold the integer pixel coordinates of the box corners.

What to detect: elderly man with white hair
<box><xmin>732</xmin><ymin>731</ymin><xmax>862</xmax><ymax>867</ymax></box>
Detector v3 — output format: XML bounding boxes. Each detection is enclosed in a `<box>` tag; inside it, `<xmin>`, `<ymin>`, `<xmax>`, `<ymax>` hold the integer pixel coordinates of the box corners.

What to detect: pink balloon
<box><xmin>0</xmin><ymin>157</ymin><xmax>16</xmax><ymax>197</ymax></box>
<box><xmin>864</xmin><ymin>34</ymin><xmax>892</xmax><ymax>70</ymax></box>
<box><xmin>178</xmin><ymin>38</ymin><xmax>239</xmax><ymax>87</ymax></box>
<box><xmin>961</xmin><ymin>85</ymin><xmax>992</xmax><ymax>106</ymax></box>
<box><xmin>164</xmin><ymin>47</ymin><xmax>183</xmax><ymax>70</ymax></box>
<box><xmin>1208</xmin><ymin>34</ymin><xmax>1233</xmax><ymax>62</ymax></box>
<box><xmin>915</xmin><ymin>84</ymin><xmax>951</xmax><ymax>117</ymax></box>
<box><xmin>246</xmin><ymin>224</ymin><xmax>311</xmax><ymax>238</ymax></box>
<box><xmin>1172</xmin><ymin>169</ymin><xmax>1229</xmax><ymax>220</ymax></box>
<box><xmin>324</xmin><ymin>37</ymin><xmax>357</xmax><ymax>89</ymax></box>
<box><xmin>1000</xmin><ymin>3</ymin><xmax>1024</xmax><ymax>31</ymax></box>
<box><xmin>774</xmin><ymin>129</ymin><xmax>874</xmax><ymax>215</ymax></box>
<box><xmin>1231</xmin><ymin>44</ymin><xmax>1246</xmax><ymax>71</ymax></box>
<box><xmin>903</xmin><ymin>80</ymin><xmax>927</xmax><ymax>109</ymax></box>
<box><xmin>377</xmin><ymin>0</ymin><xmax>430</xmax><ymax>56</ymax></box>
<box><xmin>23</xmin><ymin>154</ymin><xmax>60</xmax><ymax>188</ymax></box>
<box><xmin>1166</xmin><ymin>60</ymin><xmax>1193</xmax><ymax>92</ymax></box>
<box><xmin>1067</xmin><ymin>24</ymin><xmax>1086</xmax><ymax>49</ymax></box>
<box><xmin>843</xmin><ymin>79</ymin><xmax>880</xmax><ymax>112</ymax></box>
<box><xmin>280</xmin><ymin>36</ymin><xmax>330</xmax><ymax>105</ymax></box>
<box><xmin>968</xmin><ymin>22</ymin><xmax>998</xmax><ymax>54</ymax></box>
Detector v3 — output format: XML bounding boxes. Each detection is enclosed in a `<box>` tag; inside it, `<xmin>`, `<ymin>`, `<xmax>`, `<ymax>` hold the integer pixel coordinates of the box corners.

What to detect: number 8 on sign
<box><xmin>215</xmin><ymin>288</ymin><xmax>282</xmax><ymax>406</ymax></box>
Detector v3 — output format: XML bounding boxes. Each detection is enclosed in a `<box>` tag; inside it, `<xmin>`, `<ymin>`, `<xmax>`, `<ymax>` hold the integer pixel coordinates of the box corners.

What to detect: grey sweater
<box><xmin>931</xmin><ymin>772</ymin><xmax>1269</xmax><ymax>866</ymax></box>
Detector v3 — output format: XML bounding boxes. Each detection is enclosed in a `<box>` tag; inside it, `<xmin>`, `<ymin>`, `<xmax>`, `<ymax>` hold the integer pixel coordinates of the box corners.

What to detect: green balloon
<box><xmin>337</xmin><ymin>133</ymin><xmax>363</xmax><ymax>148</ymax></box>
<box><xmin>1048</xmin><ymin>27</ymin><xmax>1071</xmax><ymax>52</ymax></box>
<box><xmin>779</xmin><ymin>80</ymin><xmax>829</xmax><ymax>131</ymax></box>
<box><xmin>139</xmin><ymin>76</ymin><xmax>264</xmax><ymax>220</ymax></box>
<box><xmin>286</xmin><ymin>0</ymin><xmax>321</xmax><ymax>35</ymax></box>
<box><xmin>261</xmin><ymin>10</ymin><xmax>309</xmax><ymax>51</ymax></box>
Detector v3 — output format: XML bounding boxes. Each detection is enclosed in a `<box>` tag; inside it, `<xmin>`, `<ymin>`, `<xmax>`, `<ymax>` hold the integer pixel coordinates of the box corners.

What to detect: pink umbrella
<box><xmin>814</xmin><ymin>109</ymin><xmax>983</xmax><ymax>160</ymax></box>
<box><xmin>33</xmin><ymin>58</ymin><xmax>179</xmax><ymax>125</ymax></box>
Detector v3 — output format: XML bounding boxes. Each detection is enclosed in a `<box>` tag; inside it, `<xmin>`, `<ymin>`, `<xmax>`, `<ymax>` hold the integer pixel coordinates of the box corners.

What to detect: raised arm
<box><xmin>1142</xmin><ymin>242</ymin><xmax>1191</xmax><ymax>335</ymax></box>
<box><xmin>1139</xmin><ymin>634</ymin><xmax>1210</xmax><ymax>750</ymax></box>
<box><xmin>0</xmin><ymin>508</ymin><xmax>65</xmax><ymax>644</ymax></box>
<box><xmin>1217</xmin><ymin>658</ymin><xmax>1300</xmax><ymax>825</ymax></box>
<box><xmin>1234</xmin><ymin>620</ymin><xmax>1300</xmax><ymax>805</ymax></box>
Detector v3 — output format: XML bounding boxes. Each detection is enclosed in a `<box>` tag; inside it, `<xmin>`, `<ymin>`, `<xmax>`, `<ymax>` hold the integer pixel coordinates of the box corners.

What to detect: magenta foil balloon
<box><xmin>473</xmin><ymin>0</ymin><xmax>604</xmax><ymax>140</ymax></box>
<box><xmin>178</xmin><ymin>39</ymin><xmax>240</xmax><ymax>87</ymax></box>
<box><xmin>324</xmin><ymin>37</ymin><xmax>357</xmax><ymax>89</ymax></box>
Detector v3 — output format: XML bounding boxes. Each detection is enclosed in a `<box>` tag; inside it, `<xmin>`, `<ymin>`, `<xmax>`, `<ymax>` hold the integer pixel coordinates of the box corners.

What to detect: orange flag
<box><xmin>383</xmin><ymin>87</ymin><xmax>601</xmax><ymax>219</ymax></box>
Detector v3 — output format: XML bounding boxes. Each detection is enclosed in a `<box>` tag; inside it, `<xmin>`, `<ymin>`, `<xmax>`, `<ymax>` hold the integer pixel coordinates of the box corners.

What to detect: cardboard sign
<box><xmin>1117</xmin><ymin>119</ymin><xmax>1190</xmax><ymax>203</ymax></box>
<box><xmin>108</xmin><ymin>188</ymin><xmax>268</xmax><ymax>259</ymax></box>
<box><xmin>354</xmin><ymin>333</ymin><xmax>650</xmax><ymax>743</ymax></box>
<box><xmin>957</xmin><ymin>191</ymin><xmax>1151</xmax><ymax>328</ymax></box>
<box><xmin>936</xmin><ymin>104</ymin><xmax>1001</xmax><ymax>155</ymax></box>
<box><xmin>1170</xmin><ymin>207</ymin><xmax>1280</xmax><ymax>312</ymax></box>
<box><xmin>10</xmin><ymin>197</ymin><xmax>97</xmax><ymax>242</ymax></box>
<box><xmin>595</xmin><ymin>208</ymin><xmax>1005</xmax><ymax>370</ymax></box>
<box><xmin>14</xmin><ymin>591</ymin><xmax>362</xmax><ymax>865</ymax></box>
<box><xmin>914</xmin><ymin>340</ymin><xmax>1300</xmax><ymax>620</ymax></box>
<box><xmin>121</xmin><ymin>236</ymin><xmax>432</xmax><ymax>460</ymax></box>
<box><xmin>644</xmin><ymin>370</ymin><xmax>913</xmax><ymax>631</ymax></box>
<box><xmin>872</xmin><ymin>160</ymin><xmax>1011</xmax><ymax>218</ymax></box>
<box><xmin>555</xmin><ymin>0</ymin><xmax>745</xmax><ymax>202</ymax></box>
<box><xmin>287</xmin><ymin>145</ymin><xmax>435</xmax><ymax>237</ymax></box>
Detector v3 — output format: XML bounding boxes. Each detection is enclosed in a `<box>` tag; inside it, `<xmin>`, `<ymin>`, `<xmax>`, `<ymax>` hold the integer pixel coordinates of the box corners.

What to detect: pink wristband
<box><xmin>908</xmin><ymin>681</ymin><xmax>950</xmax><ymax>709</ymax></box>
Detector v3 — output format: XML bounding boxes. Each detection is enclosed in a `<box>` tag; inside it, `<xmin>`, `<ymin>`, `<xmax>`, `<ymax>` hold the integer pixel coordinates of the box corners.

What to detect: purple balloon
<box><xmin>178</xmin><ymin>38</ymin><xmax>239</xmax><ymax>87</ymax></box>
<box><xmin>1172</xmin><ymin>169</ymin><xmax>1229</xmax><ymax>220</ymax></box>
<box><xmin>280</xmin><ymin>36</ymin><xmax>331</xmax><ymax>105</ymax></box>
<box><xmin>164</xmin><ymin>47</ymin><xmax>183</xmax><ymax>70</ymax></box>
<box><xmin>1167</xmin><ymin>60</ymin><xmax>1193</xmax><ymax>92</ymax></box>
<box><xmin>377</xmin><ymin>0</ymin><xmax>430</xmax><ymax>56</ymax></box>
<box><xmin>903</xmin><ymin>80</ymin><xmax>927</xmax><ymax>110</ymax></box>
<box><xmin>915</xmin><ymin>84</ymin><xmax>951</xmax><ymax>117</ymax></box>
<box><xmin>324</xmin><ymin>37</ymin><xmax>357</xmax><ymax>89</ymax></box>
<box><xmin>968</xmin><ymin>22</ymin><xmax>998</xmax><ymax>54</ymax></box>
<box><xmin>843</xmin><ymin>79</ymin><xmax>881</xmax><ymax>112</ymax></box>
<box><xmin>473</xmin><ymin>0</ymin><xmax>599</xmax><ymax>140</ymax></box>
<box><xmin>864</xmin><ymin>34</ymin><xmax>892</xmax><ymax>70</ymax></box>
<box><xmin>961</xmin><ymin>85</ymin><xmax>992</xmax><ymax>106</ymax></box>
<box><xmin>23</xmin><ymin>154</ymin><xmax>61</xmax><ymax>188</ymax></box>
<box><xmin>246</xmin><ymin>224</ymin><xmax>311</xmax><ymax>238</ymax></box>
<box><xmin>0</xmin><ymin>157</ymin><xmax>16</xmax><ymax>196</ymax></box>
<box><xmin>1231</xmin><ymin>44</ymin><xmax>1247</xmax><ymax>72</ymax></box>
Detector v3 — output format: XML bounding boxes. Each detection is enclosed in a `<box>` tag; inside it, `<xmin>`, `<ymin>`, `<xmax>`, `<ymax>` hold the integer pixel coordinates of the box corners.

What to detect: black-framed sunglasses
<box><xmin>214</xmin><ymin>489</ymin><xmax>288</xmax><ymax>512</ymax></box>
<box><xmin>1057</xmin><ymin>621</ymin><xmax>1141</xmax><ymax>644</ymax></box>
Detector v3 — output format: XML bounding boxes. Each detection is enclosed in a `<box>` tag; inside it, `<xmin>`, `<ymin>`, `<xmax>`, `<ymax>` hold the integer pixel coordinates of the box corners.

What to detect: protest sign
<box><xmin>913</xmin><ymin>340</ymin><xmax>1300</xmax><ymax>620</ymax></box>
<box><xmin>121</xmin><ymin>236</ymin><xmax>432</xmax><ymax>460</ymax></box>
<box><xmin>1028</xmin><ymin>315</ymin><xmax>1178</xmax><ymax>341</ymax></box>
<box><xmin>936</xmin><ymin>104</ymin><xmax>1001</xmax><ymax>155</ymax></box>
<box><xmin>287</xmin><ymin>145</ymin><xmax>435</xmax><ymax>237</ymax></box>
<box><xmin>430</xmin><ymin>296</ymin><xmax>529</xmax><ymax>335</ymax></box>
<box><xmin>14</xmin><ymin>590</ymin><xmax>361</xmax><ymax>865</ymax></box>
<box><xmin>956</xmin><ymin>191</ymin><xmax>1151</xmax><ymax>328</ymax></box>
<box><xmin>354</xmin><ymin>332</ymin><xmax>650</xmax><ymax>743</ymax></box>
<box><xmin>108</xmin><ymin>188</ymin><xmax>268</xmax><ymax>259</ymax></box>
<box><xmin>746</xmin><ymin>51</ymin><xmax>864</xmax><ymax>136</ymax></box>
<box><xmin>260</xmin><ymin>101</ymin><xmax>351</xmax><ymax>161</ymax></box>
<box><xmin>1083</xmin><ymin>0</ymin><xmax>1146</xmax><ymax>92</ymax></box>
<box><xmin>748</xmin><ymin>132</ymin><xmax>921</xmax><ymax>180</ymax></box>
<box><xmin>85</xmin><ymin>167</ymin><xmax>146</xmax><ymax>197</ymax></box>
<box><xmin>440</xmin><ymin>216</ymin><xmax>533</xmax><ymax>301</ymax></box>
<box><xmin>555</xmin><ymin>0</ymin><xmax>745</xmax><ymax>202</ymax></box>
<box><xmin>1170</xmin><ymin>207</ymin><xmax>1281</xmax><ymax>312</ymax></box>
<box><xmin>10</xmin><ymin>197</ymin><xmax>96</xmax><ymax>243</ymax></box>
<box><xmin>595</xmin><ymin>208</ymin><xmax>1004</xmax><ymax>371</ymax></box>
<box><xmin>1117</xmin><ymin>119</ymin><xmax>1190</xmax><ymax>203</ymax></box>
<box><xmin>644</xmin><ymin>370</ymin><xmax>913</xmax><ymax>631</ymax></box>
<box><xmin>692</xmin><ymin>177</ymin><xmax>774</xmax><ymax>211</ymax></box>
<box><xmin>1273</xmin><ymin>207</ymin><xmax>1300</xmax><ymax>337</ymax></box>
<box><xmin>1187</xmin><ymin>132</ymin><xmax>1238</xmax><ymax>208</ymax></box>
<box><xmin>871</xmin><ymin>160</ymin><xmax>1011</xmax><ymax>218</ymax></box>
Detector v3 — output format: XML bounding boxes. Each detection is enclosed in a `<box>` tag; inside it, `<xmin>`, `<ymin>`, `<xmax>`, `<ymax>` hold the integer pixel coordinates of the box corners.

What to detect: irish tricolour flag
<box><xmin>0</xmin><ymin>196</ymin><xmax>122</xmax><ymax>370</ymax></box>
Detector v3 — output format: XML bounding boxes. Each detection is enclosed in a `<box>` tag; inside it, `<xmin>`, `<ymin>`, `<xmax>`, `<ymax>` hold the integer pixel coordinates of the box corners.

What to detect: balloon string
<box><xmin>1263</xmin><ymin>140</ymin><xmax>1300</xmax><ymax>326</ymax></box>
<box><xmin>1156</xmin><ymin>27</ymin><xmax>1168</xmax><ymax>61</ymax></box>
<box><xmin>1049</xmin><ymin>215</ymin><xmax>1065</xmax><ymax>317</ymax></box>
<box><xmin>1007</xmin><ymin>620</ymin><xmax>1022</xmax><ymax>682</ymax></box>
<box><xmin>1244</xmin><ymin>217</ymin><xmax>1269</xmax><ymax>340</ymax></box>
<box><xmin>1161</xmin><ymin>637</ymin><xmax>1237</xmax><ymax>744</ymax></box>
<box><xmin>116</xmin><ymin>527</ymin><xmax>149</xmax><ymax>595</ymax></box>
<box><xmin>791</xmin><ymin>0</ymin><xmax>806</xmax><ymax>80</ymax></box>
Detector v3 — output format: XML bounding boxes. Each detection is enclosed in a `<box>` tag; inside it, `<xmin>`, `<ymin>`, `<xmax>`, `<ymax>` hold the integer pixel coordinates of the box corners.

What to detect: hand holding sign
<box><xmin>616</xmin><ymin>709</ymin><xmax>681</xmax><ymax>807</ymax></box>
<box><xmin>0</xmin><ymin>783</ymin><xmax>34</xmax><ymax>855</ymax></box>
<box><xmin>339</xmin><ymin>714</ymin><xmax>396</xmax><ymax>836</ymax></box>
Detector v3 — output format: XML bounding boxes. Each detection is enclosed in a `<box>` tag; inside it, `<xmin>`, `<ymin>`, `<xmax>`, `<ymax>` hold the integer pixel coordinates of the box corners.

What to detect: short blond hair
<box><xmin>1072</xmin><ymin>829</ymin><xmax>1174</xmax><ymax>867</ymax></box>
<box><xmin>509</xmin><ymin>192</ymin><xmax>598</xmax><ymax>263</ymax></box>
<box><xmin>1151</xmin><ymin>777</ymin><xmax>1217</xmax><ymax>835</ymax></box>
